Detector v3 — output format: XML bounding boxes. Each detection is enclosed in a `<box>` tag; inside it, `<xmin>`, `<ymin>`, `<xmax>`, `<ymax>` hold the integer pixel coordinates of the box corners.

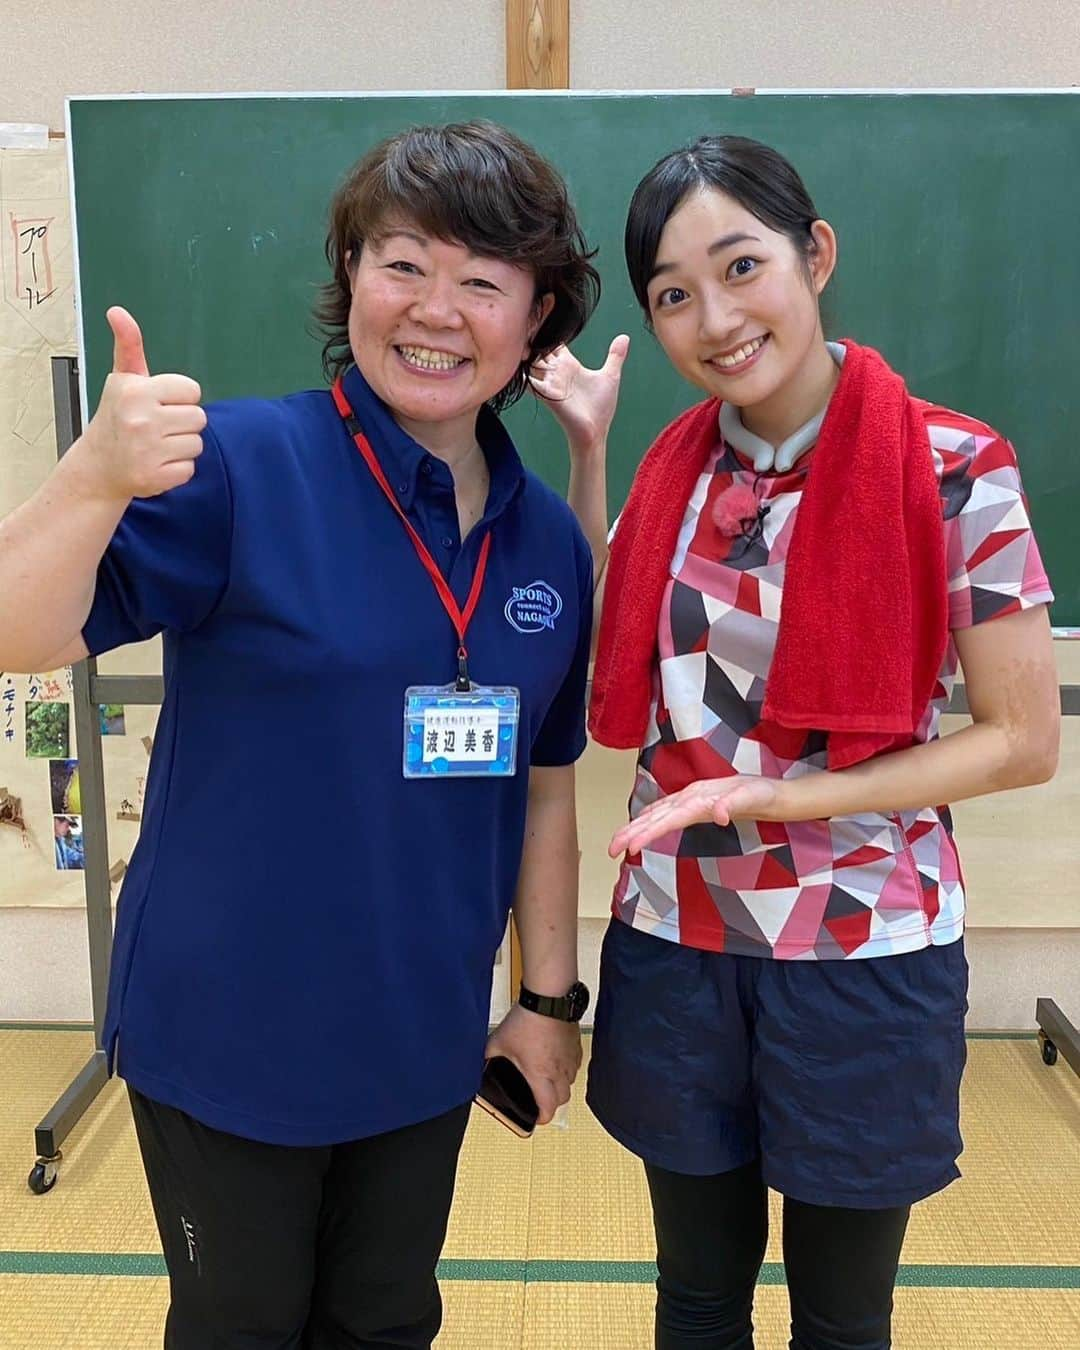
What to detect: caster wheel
<box><xmin>1039</xmin><ymin>1033</ymin><xmax>1058</xmax><ymax>1067</ymax></box>
<box><xmin>27</xmin><ymin>1157</ymin><xmax>59</xmax><ymax>1195</ymax></box>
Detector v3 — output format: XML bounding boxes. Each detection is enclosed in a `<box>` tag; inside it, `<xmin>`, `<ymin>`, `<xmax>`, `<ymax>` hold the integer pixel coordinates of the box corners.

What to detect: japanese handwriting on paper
<box><xmin>1</xmin><ymin>675</ymin><xmax>15</xmax><ymax>744</ymax></box>
<box><xmin>28</xmin><ymin>670</ymin><xmax>65</xmax><ymax>702</ymax></box>
<box><xmin>422</xmin><ymin>707</ymin><xmax>499</xmax><ymax>763</ymax></box>
<box><xmin>11</xmin><ymin>215</ymin><xmax>56</xmax><ymax>310</ymax></box>
<box><xmin>117</xmin><ymin>774</ymin><xmax>147</xmax><ymax>823</ymax></box>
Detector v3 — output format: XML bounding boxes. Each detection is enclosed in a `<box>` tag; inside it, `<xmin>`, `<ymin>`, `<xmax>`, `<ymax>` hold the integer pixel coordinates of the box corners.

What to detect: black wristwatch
<box><xmin>517</xmin><ymin>980</ymin><xmax>590</xmax><ymax>1023</ymax></box>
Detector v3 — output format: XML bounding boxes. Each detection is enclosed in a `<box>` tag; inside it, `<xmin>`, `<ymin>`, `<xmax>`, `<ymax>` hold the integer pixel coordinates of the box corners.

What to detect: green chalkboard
<box><xmin>69</xmin><ymin>93</ymin><xmax>1080</xmax><ymax>623</ymax></box>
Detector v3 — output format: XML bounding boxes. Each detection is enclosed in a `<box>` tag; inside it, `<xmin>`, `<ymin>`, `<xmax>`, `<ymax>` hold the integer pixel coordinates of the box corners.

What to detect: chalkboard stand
<box><xmin>1035</xmin><ymin>998</ymin><xmax>1079</xmax><ymax>1077</ymax></box>
<box><xmin>26</xmin><ymin>357</ymin><xmax>164</xmax><ymax>1196</ymax></box>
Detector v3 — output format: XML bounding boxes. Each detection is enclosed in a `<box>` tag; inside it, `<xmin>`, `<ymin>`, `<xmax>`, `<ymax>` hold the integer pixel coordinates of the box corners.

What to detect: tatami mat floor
<box><xmin>1</xmin><ymin>1028</ymin><xmax>1078</xmax><ymax>1348</ymax></box>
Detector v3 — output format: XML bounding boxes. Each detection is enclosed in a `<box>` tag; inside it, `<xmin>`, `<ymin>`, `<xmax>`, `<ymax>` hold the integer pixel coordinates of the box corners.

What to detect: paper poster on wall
<box><xmin>99</xmin><ymin>704</ymin><xmax>126</xmax><ymax>735</ymax></box>
<box><xmin>48</xmin><ymin>757</ymin><xmax>80</xmax><ymax>814</ymax></box>
<box><xmin>25</xmin><ymin>701</ymin><xmax>69</xmax><ymax>758</ymax></box>
<box><xmin>1</xmin><ymin>667</ymin><xmax>159</xmax><ymax>907</ymax></box>
<box><xmin>0</xmin><ymin>143</ymin><xmax>161</xmax><ymax>908</ymax></box>
<box><xmin>53</xmin><ymin>814</ymin><xmax>84</xmax><ymax>871</ymax></box>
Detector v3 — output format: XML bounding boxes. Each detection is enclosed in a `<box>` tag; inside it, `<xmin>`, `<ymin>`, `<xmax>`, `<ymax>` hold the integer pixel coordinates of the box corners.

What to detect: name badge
<box><xmin>404</xmin><ymin>684</ymin><xmax>520</xmax><ymax>778</ymax></box>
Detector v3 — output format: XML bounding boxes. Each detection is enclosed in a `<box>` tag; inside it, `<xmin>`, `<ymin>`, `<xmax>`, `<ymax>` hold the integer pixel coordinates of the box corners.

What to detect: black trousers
<box><xmin>646</xmin><ymin>1160</ymin><xmax>911</xmax><ymax>1350</ymax></box>
<box><xmin>129</xmin><ymin>1087</ymin><xmax>471</xmax><ymax>1350</ymax></box>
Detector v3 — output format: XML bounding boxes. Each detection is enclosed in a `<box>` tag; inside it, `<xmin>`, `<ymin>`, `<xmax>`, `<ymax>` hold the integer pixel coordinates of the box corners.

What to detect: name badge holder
<box><xmin>331</xmin><ymin>376</ymin><xmax>520</xmax><ymax>780</ymax></box>
<box><xmin>404</xmin><ymin>684</ymin><xmax>520</xmax><ymax>778</ymax></box>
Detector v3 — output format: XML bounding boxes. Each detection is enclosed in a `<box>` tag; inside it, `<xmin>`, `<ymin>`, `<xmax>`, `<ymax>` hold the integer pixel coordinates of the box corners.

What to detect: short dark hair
<box><xmin>625</xmin><ymin>135</ymin><xmax>822</xmax><ymax>319</ymax></box>
<box><xmin>315</xmin><ymin>120</ymin><xmax>600</xmax><ymax>411</ymax></box>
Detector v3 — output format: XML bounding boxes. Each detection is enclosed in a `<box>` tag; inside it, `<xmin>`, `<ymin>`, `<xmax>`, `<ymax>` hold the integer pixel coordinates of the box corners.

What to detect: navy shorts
<box><xmin>586</xmin><ymin>918</ymin><xmax>968</xmax><ymax>1209</ymax></box>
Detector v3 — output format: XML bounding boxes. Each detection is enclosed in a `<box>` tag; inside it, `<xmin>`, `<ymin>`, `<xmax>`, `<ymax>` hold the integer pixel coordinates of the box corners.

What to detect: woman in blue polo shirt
<box><xmin>0</xmin><ymin>121</ymin><xmax>596</xmax><ymax>1349</ymax></box>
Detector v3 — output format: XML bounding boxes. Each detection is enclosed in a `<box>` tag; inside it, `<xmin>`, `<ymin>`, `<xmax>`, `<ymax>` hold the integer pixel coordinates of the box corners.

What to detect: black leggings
<box><xmin>646</xmin><ymin>1160</ymin><xmax>910</xmax><ymax>1350</ymax></box>
<box><xmin>129</xmin><ymin>1087</ymin><xmax>471</xmax><ymax>1350</ymax></box>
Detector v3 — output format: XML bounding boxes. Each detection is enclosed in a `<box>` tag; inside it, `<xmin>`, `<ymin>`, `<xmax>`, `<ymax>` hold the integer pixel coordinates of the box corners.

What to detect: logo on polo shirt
<box><xmin>505</xmin><ymin>581</ymin><xmax>562</xmax><ymax>634</ymax></box>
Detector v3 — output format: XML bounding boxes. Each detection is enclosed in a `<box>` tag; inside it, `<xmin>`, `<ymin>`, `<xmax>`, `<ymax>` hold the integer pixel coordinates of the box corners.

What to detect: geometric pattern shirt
<box><xmin>612</xmin><ymin>401</ymin><xmax>1054</xmax><ymax>959</ymax></box>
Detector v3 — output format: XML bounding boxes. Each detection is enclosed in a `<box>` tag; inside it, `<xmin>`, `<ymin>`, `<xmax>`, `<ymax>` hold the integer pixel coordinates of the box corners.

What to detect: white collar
<box><xmin>719</xmin><ymin>340</ymin><xmax>846</xmax><ymax>473</ymax></box>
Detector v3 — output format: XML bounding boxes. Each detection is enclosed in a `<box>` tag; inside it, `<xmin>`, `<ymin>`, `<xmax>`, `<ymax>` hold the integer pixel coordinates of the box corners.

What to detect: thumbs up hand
<box><xmin>108</xmin><ymin>305</ymin><xmax>151</xmax><ymax>377</ymax></box>
<box><xmin>80</xmin><ymin>307</ymin><xmax>207</xmax><ymax>501</ymax></box>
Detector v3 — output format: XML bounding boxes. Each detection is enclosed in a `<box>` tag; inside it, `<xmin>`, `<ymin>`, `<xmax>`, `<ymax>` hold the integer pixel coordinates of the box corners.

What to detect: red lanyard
<box><xmin>332</xmin><ymin>375</ymin><xmax>491</xmax><ymax>690</ymax></box>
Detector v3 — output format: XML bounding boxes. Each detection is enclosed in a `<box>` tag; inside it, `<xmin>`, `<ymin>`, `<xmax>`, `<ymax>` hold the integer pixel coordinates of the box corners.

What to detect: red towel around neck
<box><xmin>588</xmin><ymin>340</ymin><xmax>948</xmax><ymax>771</ymax></box>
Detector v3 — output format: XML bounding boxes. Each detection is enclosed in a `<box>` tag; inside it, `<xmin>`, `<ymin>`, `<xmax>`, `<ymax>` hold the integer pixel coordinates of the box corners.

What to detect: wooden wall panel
<box><xmin>506</xmin><ymin>0</ymin><xmax>570</xmax><ymax>88</ymax></box>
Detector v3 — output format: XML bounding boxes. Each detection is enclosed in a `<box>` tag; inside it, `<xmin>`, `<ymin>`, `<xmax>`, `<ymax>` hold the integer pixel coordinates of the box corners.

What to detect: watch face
<box><xmin>567</xmin><ymin>981</ymin><xmax>590</xmax><ymax>1021</ymax></box>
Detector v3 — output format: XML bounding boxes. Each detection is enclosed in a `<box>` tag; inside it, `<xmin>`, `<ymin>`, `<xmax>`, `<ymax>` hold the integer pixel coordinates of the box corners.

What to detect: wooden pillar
<box><xmin>505</xmin><ymin>0</ymin><xmax>570</xmax><ymax>1000</ymax></box>
<box><xmin>506</xmin><ymin>0</ymin><xmax>570</xmax><ymax>89</ymax></box>
<box><xmin>509</xmin><ymin>916</ymin><xmax>524</xmax><ymax>1003</ymax></box>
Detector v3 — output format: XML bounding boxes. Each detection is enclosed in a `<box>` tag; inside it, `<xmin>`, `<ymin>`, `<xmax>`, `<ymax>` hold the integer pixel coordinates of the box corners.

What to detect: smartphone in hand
<box><xmin>474</xmin><ymin>1056</ymin><xmax>539</xmax><ymax>1138</ymax></box>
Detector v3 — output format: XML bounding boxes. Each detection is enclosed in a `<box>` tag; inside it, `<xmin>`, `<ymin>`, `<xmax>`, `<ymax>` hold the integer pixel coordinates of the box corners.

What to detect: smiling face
<box><xmin>646</xmin><ymin>188</ymin><xmax>838</xmax><ymax>444</ymax></box>
<box><xmin>347</xmin><ymin>224</ymin><xmax>554</xmax><ymax>454</ymax></box>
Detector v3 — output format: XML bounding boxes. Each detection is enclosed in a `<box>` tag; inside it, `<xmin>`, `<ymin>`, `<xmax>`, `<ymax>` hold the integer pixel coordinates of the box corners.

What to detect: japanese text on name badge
<box><xmin>422</xmin><ymin>707</ymin><xmax>499</xmax><ymax>762</ymax></box>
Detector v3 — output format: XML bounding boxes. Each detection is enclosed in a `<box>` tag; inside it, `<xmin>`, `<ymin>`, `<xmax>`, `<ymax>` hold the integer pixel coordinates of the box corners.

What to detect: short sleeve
<box><xmin>941</xmin><ymin>432</ymin><xmax>1054</xmax><ymax>630</ymax></box>
<box><xmin>529</xmin><ymin>528</ymin><xmax>593</xmax><ymax>767</ymax></box>
<box><xmin>82</xmin><ymin>420</ymin><xmax>233</xmax><ymax>656</ymax></box>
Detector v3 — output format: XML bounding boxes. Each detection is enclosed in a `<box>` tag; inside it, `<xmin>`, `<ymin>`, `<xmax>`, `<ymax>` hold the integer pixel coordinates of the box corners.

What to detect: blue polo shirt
<box><xmin>84</xmin><ymin>365</ymin><xmax>592</xmax><ymax>1146</ymax></box>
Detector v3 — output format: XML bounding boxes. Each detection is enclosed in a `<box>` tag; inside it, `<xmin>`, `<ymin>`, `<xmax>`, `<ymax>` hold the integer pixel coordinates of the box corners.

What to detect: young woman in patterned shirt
<box><xmin>534</xmin><ymin>135</ymin><xmax>1059</xmax><ymax>1350</ymax></box>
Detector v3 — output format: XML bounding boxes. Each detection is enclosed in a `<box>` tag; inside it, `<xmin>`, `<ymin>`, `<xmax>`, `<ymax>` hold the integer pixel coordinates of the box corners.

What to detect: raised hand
<box><xmin>79</xmin><ymin>307</ymin><xmax>207</xmax><ymax>501</ymax></box>
<box><xmin>529</xmin><ymin>335</ymin><xmax>629</xmax><ymax>456</ymax></box>
<box><xmin>609</xmin><ymin>775</ymin><xmax>781</xmax><ymax>858</ymax></box>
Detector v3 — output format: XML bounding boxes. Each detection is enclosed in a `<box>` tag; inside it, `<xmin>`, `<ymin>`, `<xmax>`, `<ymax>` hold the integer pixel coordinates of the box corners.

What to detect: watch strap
<box><xmin>517</xmin><ymin>980</ymin><xmax>588</xmax><ymax>1022</ymax></box>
